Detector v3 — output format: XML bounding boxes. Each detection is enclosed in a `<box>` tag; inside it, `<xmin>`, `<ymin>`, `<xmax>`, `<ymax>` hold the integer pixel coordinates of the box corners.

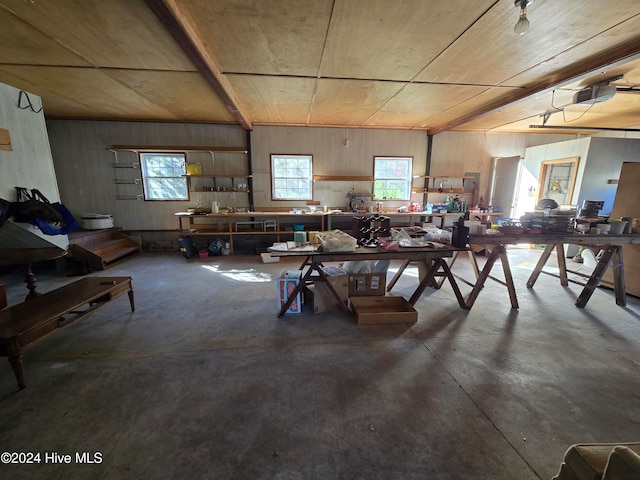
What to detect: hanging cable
<box><xmin>17</xmin><ymin>90</ymin><xmax>43</xmax><ymax>113</ymax></box>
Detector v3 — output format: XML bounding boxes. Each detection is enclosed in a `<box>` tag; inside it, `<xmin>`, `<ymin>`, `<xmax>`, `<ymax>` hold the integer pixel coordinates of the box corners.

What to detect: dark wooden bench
<box><xmin>0</xmin><ymin>276</ymin><xmax>134</xmax><ymax>390</ymax></box>
<box><xmin>69</xmin><ymin>229</ymin><xmax>140</xmax><ymax>271</ymax></box>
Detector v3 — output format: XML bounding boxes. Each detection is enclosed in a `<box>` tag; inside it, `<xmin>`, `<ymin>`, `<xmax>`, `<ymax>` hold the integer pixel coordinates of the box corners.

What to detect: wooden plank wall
<box><xmin>46</xmin><ymin>119</ymin><xmax>580</xmax><ymax>239</ymax></box>
<box><xmin>47</xmin><ymin>120</ymin><xmax>246</xmax><ymax>232</ymax></box>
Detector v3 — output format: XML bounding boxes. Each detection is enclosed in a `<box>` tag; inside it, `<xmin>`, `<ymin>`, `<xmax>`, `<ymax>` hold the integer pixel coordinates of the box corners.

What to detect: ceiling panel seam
<box><xmin>306</xmin><ymin>0</ymin><xmax>337</xmax><ymax>126</ymax></box>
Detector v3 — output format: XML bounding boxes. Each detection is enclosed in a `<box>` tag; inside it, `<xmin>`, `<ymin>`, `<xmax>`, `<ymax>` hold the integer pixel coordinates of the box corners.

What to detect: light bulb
<box><xmin>514</xmin><ymin>9</ymin><xmax>530</xmax><ymax>34</ymax></box>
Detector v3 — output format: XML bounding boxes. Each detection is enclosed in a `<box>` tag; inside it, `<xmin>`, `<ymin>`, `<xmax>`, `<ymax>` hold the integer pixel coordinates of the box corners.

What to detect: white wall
<box><xmin>521</xmin><ymin>137</ymin><xmax>593</xmax><ymax>216</ymax></box>
<box><xmin>0</xmin><ymin>82</ymin><xmax>66</xmax><ymax>248</ymax></box>
<box><xmin>580</xmin><ymin>137</ymin><xmax>640</xmax><ymax>215</ymax></box>
<box><xmin>520</xmin><ymin>136</ymin><xmax>640</xmax><ymax>216</ymax></box>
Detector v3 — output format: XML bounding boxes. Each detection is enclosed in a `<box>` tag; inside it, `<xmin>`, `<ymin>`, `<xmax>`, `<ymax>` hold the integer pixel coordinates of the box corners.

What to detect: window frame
<box><xmin>270</xmin><ymin>154</ymin><xmax>314</xmax><ymax>201</ymax></box>
<box><xmin>139</xmin><ymin>152</ymin><xmax>189</xmax><ymax>201</ymax></box>
<box><xmin>373</xmin><ymin>156</ymin><xmax>413</xmax><ymax>201</ymax></box>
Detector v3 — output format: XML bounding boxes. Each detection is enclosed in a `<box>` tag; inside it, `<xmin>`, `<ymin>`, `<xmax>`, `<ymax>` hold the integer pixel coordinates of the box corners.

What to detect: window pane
<box><xmin>140</xmin><ymin>153</ymin><xmax>188</xmax><ymax>201</ymax></box>
<box><xmin>271</xmin><ymin>154</ymin><xmax>313</xmax><ymax>200</ymax></box>
<box><xmin>373</xmin><ymin>157</ymin><xmax>412</xmax><ymax>200</ymax></box>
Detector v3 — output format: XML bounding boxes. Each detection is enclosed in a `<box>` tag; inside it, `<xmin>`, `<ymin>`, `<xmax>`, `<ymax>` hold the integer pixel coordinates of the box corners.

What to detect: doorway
<box><xmin>489</xmin><ymin>156</ymin><xmax>522</xmax><ymax>218</ymax></box>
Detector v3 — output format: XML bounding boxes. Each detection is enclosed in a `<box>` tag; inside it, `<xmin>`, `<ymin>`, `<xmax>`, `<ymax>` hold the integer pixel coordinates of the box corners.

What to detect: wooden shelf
<box><xmin>184</xmin><ymin>174</ymin><xmax>251</xmax><ymax>178</ymax></box>
<box><xmin>412</xmin><ymin>187</ymin><xmax>467</xmax><ymax>194</ymax></box>
<box><xmin>313</xmin><ymin>175</ymin><xmax>373</xmax><ymax>182</ymax></box>
<box><xmin>412</xmin><ymin>175</ymin><xmax>475</xmax><ymax>179</ymax></box>
<box><xmin>189</xmin><ymin>189</ymin><xmax>250</xmax><ymax>193</ymax></box>
<box><xmin>109</xmin><ymin>145</ymin><xmax>248</xmax><ymax>154</ymax></box>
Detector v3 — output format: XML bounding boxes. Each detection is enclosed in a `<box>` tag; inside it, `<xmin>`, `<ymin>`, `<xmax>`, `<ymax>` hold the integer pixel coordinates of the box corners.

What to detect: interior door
<box><xmin>490</xmin><ymin>156</ymin><xmax>521</xmax><ymax>218</ymax></box>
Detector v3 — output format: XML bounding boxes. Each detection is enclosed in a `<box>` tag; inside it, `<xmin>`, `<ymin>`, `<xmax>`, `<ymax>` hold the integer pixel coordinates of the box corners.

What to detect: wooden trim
<box><xmin>313</xmin><ymin>175</ymin><xmax>373</xmax><ymax>182</ymax></box>
<box><xmin>109</xmin><ymin>145</ymin><xmax>247</xmax><ymax>153</ymax></box>
<box><xmin>536</xmin><ymin>157</ymin><xmax>580</xmax><ymax>205</ymax></box>
<box><xmin>413</xmin><ymin>175</ymin><xmax>476</xmax><ymax>179</ymax></box>
<box><xmin>184</xmin><ymin>174</ymin><xmax>251</xmax><ymax>178</ymax></box>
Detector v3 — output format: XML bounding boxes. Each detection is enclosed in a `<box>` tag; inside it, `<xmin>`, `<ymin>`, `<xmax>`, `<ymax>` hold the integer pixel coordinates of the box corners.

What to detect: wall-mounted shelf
<box><xmin>184</xmin><ymin>175</ymin><xmax>252</xmax><ymax>179</ymax></box>
<box><xmin>114</xmin><ymin>178</ymin><xmax>141</xmax><ymax>185</ymax></box>
<box><xmin>313</xmin><ymin>175</ymin><xmax>373</xmax><ymax>182</ymax></box>
<box><xmin>412</xmin><ymin>187</ymin><xmax>467</xmax><ymax>194</ymax></box>
<box><xmin>111</xmin><ymin>162</ymin><xmax>139</xmax><ymax>168</ymax></box>
<box><xmin>412</xmin><ymin>175</ymin><xmax>475</xmax><ymax>179</ymax></box>
<box><xmin>109</xmin><ymin>145</ymin><xmax>248</xmax><ymax>154</ymax></box>
<box><xmin>108</xmin><ymin>142</ymin><xmax>252</xmax><ymax>205</ymax></box>
<box><xmin>185</xmin><ymin>174</ymin><xmax>251</xmax><ymax>193</ymax></box>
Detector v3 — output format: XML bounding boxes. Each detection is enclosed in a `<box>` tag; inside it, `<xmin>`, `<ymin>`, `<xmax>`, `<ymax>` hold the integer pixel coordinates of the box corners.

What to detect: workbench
<box><xmin>270</xmin><ymin>245</ymin><xmax>468</xmax><ymax>317</ymax></box>
<box><xmin>465</xmin><ymin>233</ymin><xmax>640</xmax><ymax>309</ymax></box>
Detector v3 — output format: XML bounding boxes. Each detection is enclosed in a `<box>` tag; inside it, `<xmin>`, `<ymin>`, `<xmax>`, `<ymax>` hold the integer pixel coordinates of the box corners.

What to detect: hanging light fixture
<box><xmin>514</xmin><ymin>0</ymin><xmax>533</xmax><ymax>35</ymax></box>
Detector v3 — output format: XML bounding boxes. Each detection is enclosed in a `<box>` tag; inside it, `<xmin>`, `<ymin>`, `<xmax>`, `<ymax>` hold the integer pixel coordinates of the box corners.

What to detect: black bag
<box><xmin>0</xmin><ymin>198</ymin><xmax>15</xmax><ymax>228</ymax></box>
<box><xmin>13</xmin><ymin>187</ymin><xmax>79</xmax><ymax>235</ymax></box>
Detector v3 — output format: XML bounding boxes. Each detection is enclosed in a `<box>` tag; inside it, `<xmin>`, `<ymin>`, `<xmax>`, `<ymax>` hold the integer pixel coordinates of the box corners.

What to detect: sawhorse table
<box><xmin>468</xmin><ymin>233</ymin><xmax>640</xmax><ymax>309</ymax></box>
<box><xmin>271</xmin><ymin>245</ymin><xmax>469</xmax><ymax>317</ymax></box>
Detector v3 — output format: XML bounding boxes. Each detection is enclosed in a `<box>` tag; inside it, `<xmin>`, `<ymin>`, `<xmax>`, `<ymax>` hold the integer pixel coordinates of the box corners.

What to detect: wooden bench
<box><xmin>69</xmin><ymin>229</ymin><xmax>140</xmax><ymax>271</ymax></box>
<box><xmin>0</xmin><ymin>276</ymin><xmax>134</xmax><ymax>390</ymax></box>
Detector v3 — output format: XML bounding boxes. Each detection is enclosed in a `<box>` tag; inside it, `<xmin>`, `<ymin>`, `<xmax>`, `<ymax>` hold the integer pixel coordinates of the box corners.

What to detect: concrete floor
<box><xmin>0</xmin><ymin>247</ymin><xmax>639</xmax><ymax>480</ymax></box>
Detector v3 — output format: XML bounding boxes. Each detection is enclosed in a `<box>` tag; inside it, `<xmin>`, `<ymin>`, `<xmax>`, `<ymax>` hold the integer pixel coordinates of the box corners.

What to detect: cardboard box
<box><xmin>348</xmin><ymin>273</ymin><xmax>386</xmax><ymax>297</ymax></box>
<box><xmin>350</xmin><ymin>296</ymin><xmax>418</xmax><ymax>325</ymax></box>
<box><xmin>304</xmin><ymin>267</ymin><xmax>349</xmax><ymax>314</ymax></box>
<box><xmin>304</xmin><ymin>284</ymin><xmax>338</xmax><ymax>314</ymax></box>
<box><xmin>277</xmin><ymin>270</ymin><xmax>302</xmax><ymax>314</ymax></box>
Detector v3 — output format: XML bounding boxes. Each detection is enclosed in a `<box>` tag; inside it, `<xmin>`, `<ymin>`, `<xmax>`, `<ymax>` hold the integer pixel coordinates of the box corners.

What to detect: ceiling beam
<box><xmin>428</xmin><ymin>38</ymin><xmax>640</xmax><ymax>135</ymax></box>
<box><xmin>145</xmin><ymin>0</ymin><xmax>253</xmax><ymax>130</ymax></box>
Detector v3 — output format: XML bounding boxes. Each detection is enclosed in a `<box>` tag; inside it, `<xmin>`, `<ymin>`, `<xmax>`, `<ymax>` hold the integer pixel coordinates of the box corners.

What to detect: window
<box><xmin>373</xmin><ymin>156</ymin><xmax>412</xmax><ymax>200</ymax></box>
<box><xmin>140</xmin><ymin>152</ymin><xmax>188</xmax><ymax>201</ymax></box>
<box><xmin>271</xmin><ymin>154</ymin><xmax>313</xmax><ymax>200</ymax></box>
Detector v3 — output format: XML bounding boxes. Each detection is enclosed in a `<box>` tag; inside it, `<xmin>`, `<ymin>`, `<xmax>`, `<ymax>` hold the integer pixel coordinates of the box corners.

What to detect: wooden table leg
<box><xmin>468</xmin><ymin>249</ymin><xmax>481</xmax><ymax>280</ymax></box>
<box><xmin>576</xmin><ymin>246</ymin><xmax>617</xmax><ymax>308</ymax></box>
<box><xmin>24</xmin><ymin>264</ymin><xmax>39</xmax><ymax>300</ymax></box>
<box><xmin>278</xmin><ymin>267</ymin><xmax>313</xmax><ymax>317</ymax></box>
<box><xmin>498</xmin><ymin>246</ymin><xmax>519</xmax><ymax>309</ymax></box>
<box><xmin>7</xmin><ymin>339</ymin><xmax>25</xmax><ymax>389</ymax></box>
<box><xmin>526</xmin><ymin>243</ymin><xmax>556</xmax><ymax>288</ymax></box>
<box><xmin>297</xmin><ymin>255</ymin><xmax>311</xmax><ymax>270</ymax></box>
<box><xmin>386</xmin><ymin>259</ymin><xmax>411</xmax><ymax>291</ymax></box>
<box><xmin>555</xmin><ymin>243</ymin><xmax>568</xmax><ymax>286</ymax></box>
<box><xmin>316</xmin><ymin>265</ymin><xmax>352</xmax><ymax>316</ymax></box>
<box><xmin>408</xmin><ymin>259</ymin><xmax>439</xmax><ymax>305</ymax></box>
<box><xmin>465</xmin><ymin>247</ymin><xmax>501</xmax><ymax>309</ymax></box>
<box><xmin>611</xmin><ymin>246</ymin><xmax>626</xmax><ymax>307</ymax></box>
<box><xmin>437</xmin><ymin>259</ymin><xmax>469</xmax><ymax>309</ymax></box>
<box><xmin>436</xmin><ymin>251</ymin><xmax>461</xmax><ymax>288</ymax></box>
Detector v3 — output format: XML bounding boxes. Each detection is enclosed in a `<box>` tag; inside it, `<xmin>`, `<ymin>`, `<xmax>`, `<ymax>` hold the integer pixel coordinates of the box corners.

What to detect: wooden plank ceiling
<box><xmin>1</xmin><ymin>0</ymin><xmax>639</xmax><ymax>134</ymax></box>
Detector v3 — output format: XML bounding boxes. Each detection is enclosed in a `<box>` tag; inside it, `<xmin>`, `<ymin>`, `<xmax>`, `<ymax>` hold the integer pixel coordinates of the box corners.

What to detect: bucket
<box><xmin>81</xmin><ymin>213</ymin><xmax>113</xmax><ymax>230</ymax></box>
<box><xmin>608</xmin><ymin>220</ymin><xmax>627</xmax><ymax>234</ymax></box>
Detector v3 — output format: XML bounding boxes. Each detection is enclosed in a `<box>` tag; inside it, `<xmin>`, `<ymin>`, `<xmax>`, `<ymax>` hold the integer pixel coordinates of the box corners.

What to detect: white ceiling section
<box><xmin>1</xmin><ymin>0</ymin><xmax>639</xmax><ymax>134</ymax></box>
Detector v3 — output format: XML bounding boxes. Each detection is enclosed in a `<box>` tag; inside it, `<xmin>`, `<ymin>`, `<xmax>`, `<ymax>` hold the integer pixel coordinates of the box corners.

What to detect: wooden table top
<box><xmin>0</xmin><ymin>247</ymin><xmax>67</xmax><ymax>267</ymax></box>
<box><xmin>0</xmin><ymin>276</ymin><xmax>131</xmax><ymax>336</ymax></box>
<box><xmin>469</xmin><ymin>232</ymin><xmax>640</xmax><ymax>246</ymax></box>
